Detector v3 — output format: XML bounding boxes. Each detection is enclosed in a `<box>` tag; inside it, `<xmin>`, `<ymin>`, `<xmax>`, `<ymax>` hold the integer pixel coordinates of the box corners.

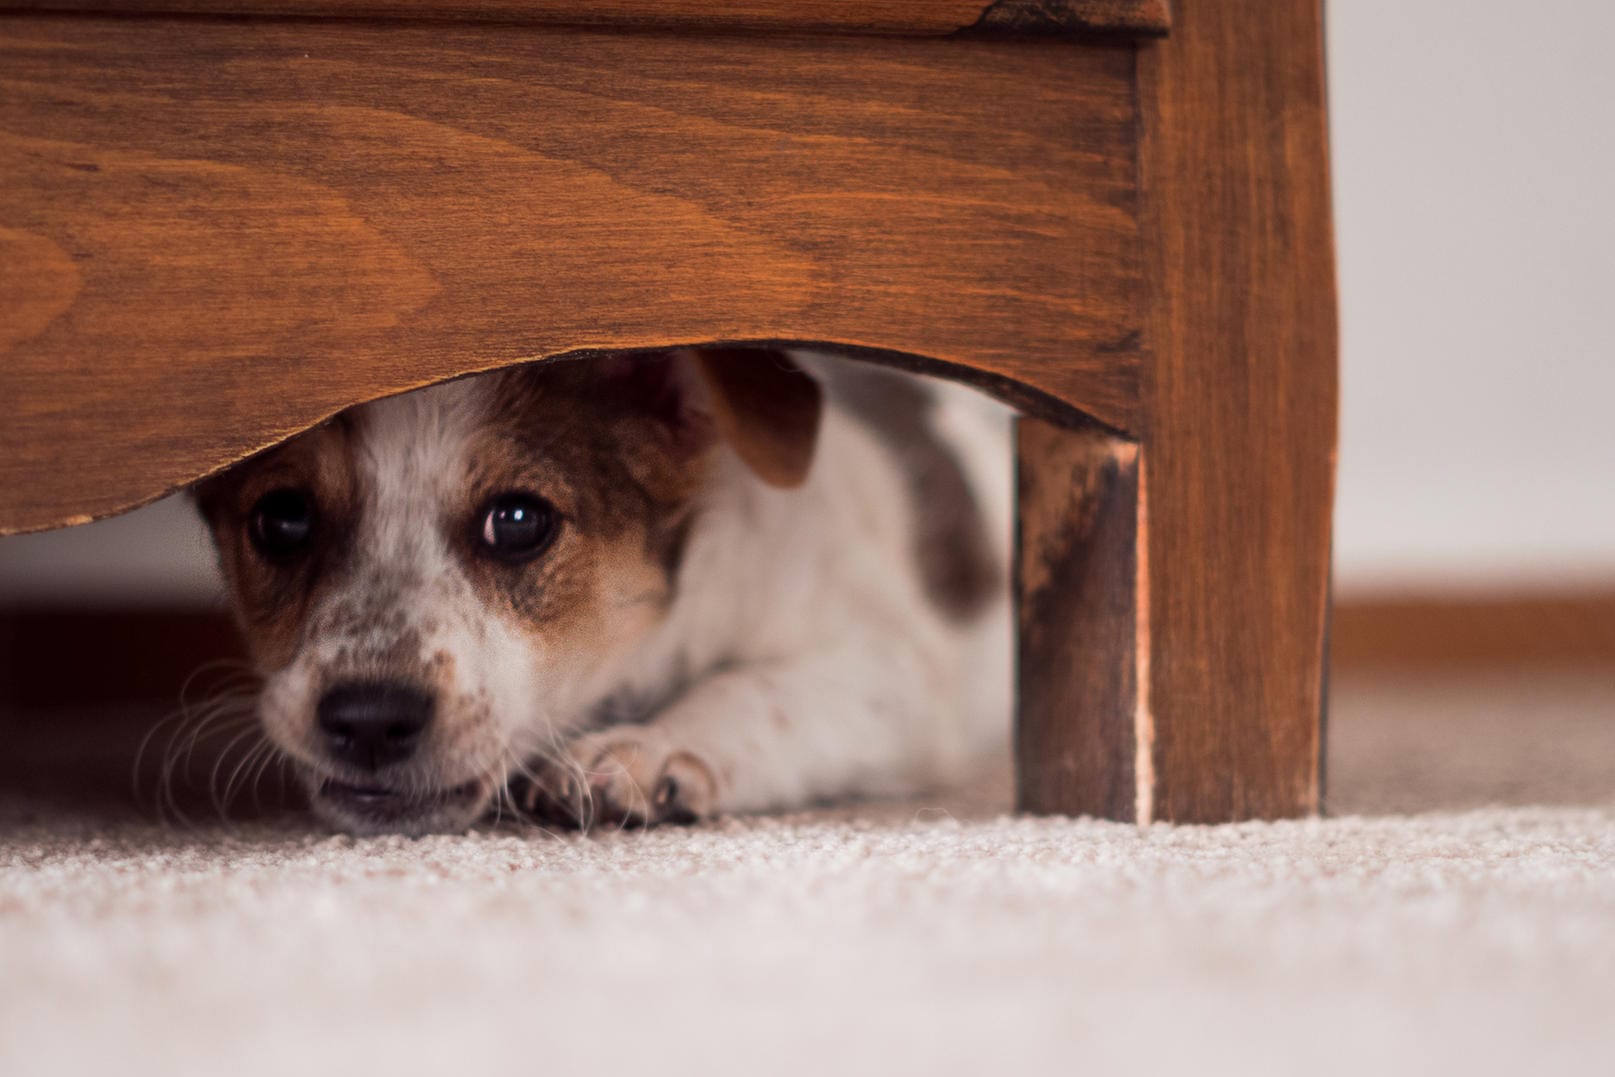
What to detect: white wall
<box><xmin>3</xmin><ymin>0</ymin><xmax>1613</xmax><ymax>602</ymax></box>
<box><xmin>0</xmin><ymin>496</ymin><xmax>221</xmax><ymax>604</ymax></box>
<box><xmin>1329</xmin><ymin>0</ymin><xmax>1615</xmax><ymax>589</ymax></box>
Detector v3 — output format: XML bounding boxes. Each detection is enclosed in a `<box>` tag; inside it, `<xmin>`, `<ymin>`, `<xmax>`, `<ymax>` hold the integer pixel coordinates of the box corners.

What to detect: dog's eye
<box><xmin>478</xmin><ymin>493</ymin><xmax>559</xmax><ymax>562</ymax></box>
<box><xmin>249</xmin><ymin>488</ymin><xmax>314</xmax><ymax>559</ymax></box>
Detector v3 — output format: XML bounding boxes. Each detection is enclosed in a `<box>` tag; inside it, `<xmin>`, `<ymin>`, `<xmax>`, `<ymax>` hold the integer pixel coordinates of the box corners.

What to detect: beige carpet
<box><xmin>2</xmin><ymin>670</ymin><xmax>1613</xmax><ymax>1076</ymax></box>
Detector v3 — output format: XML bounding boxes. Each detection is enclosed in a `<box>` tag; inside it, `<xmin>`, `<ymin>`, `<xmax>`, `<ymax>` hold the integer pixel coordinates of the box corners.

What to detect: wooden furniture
<box><xmin>0</xmin><ymin>0</ymin><xmax>1337</xmax><ymax>824</ymax></box>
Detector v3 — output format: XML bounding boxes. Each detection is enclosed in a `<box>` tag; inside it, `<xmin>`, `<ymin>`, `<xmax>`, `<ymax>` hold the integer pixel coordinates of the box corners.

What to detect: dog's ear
<box><xmin>686</xmin><ymin>347</ymin><xmax>823</xmax><ymax>489</ymax></box>
<box><xmin>600</xmin><ymin>347</ymin><xmax>823</xmax><ymax>488</ymax></box>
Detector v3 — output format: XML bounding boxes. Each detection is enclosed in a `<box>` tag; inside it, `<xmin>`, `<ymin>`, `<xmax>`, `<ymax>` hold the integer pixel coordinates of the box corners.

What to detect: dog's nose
<box><xmin>316</xmin><ymin>681</ymin><xmax>434</xmax><ymax>771</ymax></box>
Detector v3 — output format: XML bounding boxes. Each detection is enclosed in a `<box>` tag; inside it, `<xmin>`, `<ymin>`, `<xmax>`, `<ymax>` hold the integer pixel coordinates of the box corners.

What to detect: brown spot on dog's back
<box><xmin>829</xmin><ymin>364</ymin><xmax>1001</xmax><ymax>623</ymax></box>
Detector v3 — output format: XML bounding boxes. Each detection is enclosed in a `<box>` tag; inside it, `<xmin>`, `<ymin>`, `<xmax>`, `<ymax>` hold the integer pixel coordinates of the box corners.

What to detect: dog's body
<box><xmin>198</xmin><ymin>350</ymin><xmax>1010</xmax><ymax>834</ymax></box>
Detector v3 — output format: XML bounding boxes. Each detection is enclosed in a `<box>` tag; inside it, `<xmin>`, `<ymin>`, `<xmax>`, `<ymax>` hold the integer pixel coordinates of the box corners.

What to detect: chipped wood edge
<box><xmin>969</xmin><ymin>0</ymin><xmax>1171</xmax><ymax>37</ymax></box>
<box><xmin>1132</xmin><ymin>448</ymin><xmax>1153</xmax><ymax>824</ymax></box>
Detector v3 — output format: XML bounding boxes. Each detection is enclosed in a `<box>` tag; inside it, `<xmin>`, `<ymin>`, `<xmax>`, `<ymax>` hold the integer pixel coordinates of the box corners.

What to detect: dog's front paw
<box><xmin>517</xmin><ymin>729</ymin><xmax>718</xmax><ymax>830</ymax></box>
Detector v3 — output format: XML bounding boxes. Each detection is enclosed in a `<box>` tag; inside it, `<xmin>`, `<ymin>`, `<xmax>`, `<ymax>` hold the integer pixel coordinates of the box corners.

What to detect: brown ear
<box><xmin>686</xmin><ymin>347</ymin><xmax>824</xmax><ymax>488</ymax></box>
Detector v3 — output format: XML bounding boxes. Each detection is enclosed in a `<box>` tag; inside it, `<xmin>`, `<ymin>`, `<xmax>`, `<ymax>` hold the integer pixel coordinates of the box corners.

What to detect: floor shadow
<box><xmin>2</xmin><ymin>669</ymin><xmax>1612</xmax><ymax>831</ymax></box>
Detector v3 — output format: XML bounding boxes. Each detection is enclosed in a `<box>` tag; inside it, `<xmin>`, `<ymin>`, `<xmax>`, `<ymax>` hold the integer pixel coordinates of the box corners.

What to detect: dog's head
<box><xmin>195</xmin><ymin>349</ymin><xmax>821</xmax><ymax>834</ymax></box>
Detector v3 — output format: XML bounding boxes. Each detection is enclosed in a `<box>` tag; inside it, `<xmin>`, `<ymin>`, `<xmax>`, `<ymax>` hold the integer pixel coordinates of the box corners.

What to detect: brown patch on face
<box><xmin>194</xmin><ymin>419</ymin><xmax>357</xmax><ymax>670</ymax></box>
<box><xmin>450</xmin><ymin>359</ymin><xmax>714</xmax><ymax>643</ymax></box>
<box><xmin>829</xmin><ymin>363</ymin><xmax>1003</xmax><ymax>623</ymax></box>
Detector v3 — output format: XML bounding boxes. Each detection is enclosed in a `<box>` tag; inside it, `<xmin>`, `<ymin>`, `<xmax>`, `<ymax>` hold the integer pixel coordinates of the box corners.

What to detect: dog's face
<box><xmin>195</xmin><ymin>350</ymin><xmax>820</xmax><ymax>834</ymax></box>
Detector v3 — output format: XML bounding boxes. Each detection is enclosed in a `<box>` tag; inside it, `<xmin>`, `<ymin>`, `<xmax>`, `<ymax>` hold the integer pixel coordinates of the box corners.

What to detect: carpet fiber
<box><xmin>3</xmin><ymin>671</ymin><xmax>1613</xmax><ymax>1076</ymax></box>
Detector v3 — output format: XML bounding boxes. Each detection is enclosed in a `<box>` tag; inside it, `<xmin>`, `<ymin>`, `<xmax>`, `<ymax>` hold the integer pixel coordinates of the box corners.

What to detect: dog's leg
<box><xmin>523</xmin><ymin>639</ymin><xmax>968</xmax><ymax>827</ymax></box>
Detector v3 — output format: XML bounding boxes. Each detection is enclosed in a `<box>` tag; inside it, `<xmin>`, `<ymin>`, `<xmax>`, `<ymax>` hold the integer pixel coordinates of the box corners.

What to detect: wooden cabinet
<box><xmin>0</xmin><ymin>0</ymin><xmax>1336</xmax><ymax>823</ymax></box>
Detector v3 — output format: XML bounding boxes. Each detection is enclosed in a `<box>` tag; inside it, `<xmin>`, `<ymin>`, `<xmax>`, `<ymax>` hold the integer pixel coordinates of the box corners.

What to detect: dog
<box><xmin>195</xmin><ymin>348</ymin><xmax>1011</xmax><ymax>835</ymax></box>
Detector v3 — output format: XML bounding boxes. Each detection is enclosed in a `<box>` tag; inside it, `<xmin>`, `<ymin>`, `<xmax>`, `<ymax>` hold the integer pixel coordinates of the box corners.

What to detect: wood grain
<box><xmin>1333</xmin><ymin>591</ymin><xmax>1615</xmax><ymax>673</ymax></box>
<box><xmin>1014</xmin><ymin>417</ymin><xmax>1144</xmax><ymax>821</ymax></box>
<box><xmin>0</xmin><ymin>16</ymin><xmax>1144</xmax><ymax>535</ymax></box>
<box><xmin>2</xmin><ymin>1</ymin><xmax>1170</xmax><ymax>37</ymax></box>
<box><xmin>1132</xmin><ymin>0</ymin><xmax>1338</xmax><ymax>821</ymax></box>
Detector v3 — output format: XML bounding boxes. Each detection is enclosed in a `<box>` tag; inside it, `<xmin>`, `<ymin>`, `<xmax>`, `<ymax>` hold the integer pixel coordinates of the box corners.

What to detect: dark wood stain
<box><xmin>1013</xmin><ymin>417</ymin><xmax>1140</xmax><ymax>821</ymax></box>
<box><xmin>3</xmin><ymin>0</ymin><xmax>1170</xmax><ymax>37</ymax></box>
<box><xmin>969</xmin><ymin>0</ymin><xmax>1169</xmax><ymax>37</ymax></box>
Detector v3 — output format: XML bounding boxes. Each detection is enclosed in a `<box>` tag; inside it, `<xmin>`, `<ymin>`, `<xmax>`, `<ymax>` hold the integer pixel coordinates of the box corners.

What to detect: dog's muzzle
<box><xmin>316</xmin><ymin>680</ymin><xmax>435</xmax><ymax>771</ymax></box>
<box><xmin>305</xmin><ymin>679</ymin><xmax>486</xmax><ymax>832</ymax></box>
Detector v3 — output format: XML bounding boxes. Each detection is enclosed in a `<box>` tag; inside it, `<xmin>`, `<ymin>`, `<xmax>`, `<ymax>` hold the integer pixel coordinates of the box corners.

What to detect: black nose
<box><xmin>316</xmin><ymin>681</ymin><xmax>434</xmax><ymax>771</ymax></box>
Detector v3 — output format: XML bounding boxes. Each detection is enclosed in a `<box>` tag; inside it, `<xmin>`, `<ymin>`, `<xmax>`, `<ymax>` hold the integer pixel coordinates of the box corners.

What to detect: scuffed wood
<box><xmin>4</xmin><ymin>0</ymin><xmax>1170</xmax><ymax>37</ymax></box>
<box><xmin>971</xmin><ymin>0</ymin><xmax>1169</xmax><ymax>37</ymax></box>
<box><xmin>1014</xmin><ymin>417</ymin><xmax>1145</xmax><ymax>821</ymax></box>
<box><xmin>0</xmin><ymin>17</ymin><xmax>1144</xmax><ymax>535</ymax></box>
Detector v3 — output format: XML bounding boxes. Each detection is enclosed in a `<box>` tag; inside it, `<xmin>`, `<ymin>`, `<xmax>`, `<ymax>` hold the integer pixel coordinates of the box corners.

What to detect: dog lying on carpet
<box><xmin>194</xmin><ymin>349</ymin><xmax>1010</xmax><ymax>835</ymax></box>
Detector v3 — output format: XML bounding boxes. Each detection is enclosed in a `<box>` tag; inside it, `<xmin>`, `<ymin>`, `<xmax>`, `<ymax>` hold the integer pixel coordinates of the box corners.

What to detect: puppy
<box><xmin>195</xmin><ymin>348</ymin><xmax>1011</xmax><ymax>835</ymax></box>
